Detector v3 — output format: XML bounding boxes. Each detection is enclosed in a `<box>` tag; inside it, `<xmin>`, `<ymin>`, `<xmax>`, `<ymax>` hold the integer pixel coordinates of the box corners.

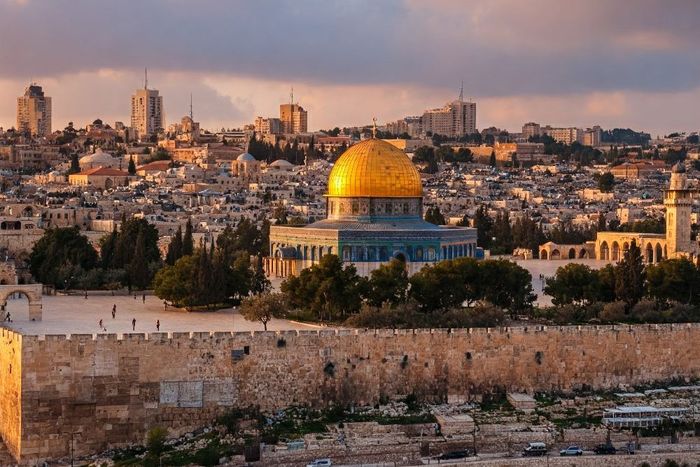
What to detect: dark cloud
<box><xmin>1</xmin><ymin>0</ymin><xmax>700</xmax><ymax>96</ymax></box>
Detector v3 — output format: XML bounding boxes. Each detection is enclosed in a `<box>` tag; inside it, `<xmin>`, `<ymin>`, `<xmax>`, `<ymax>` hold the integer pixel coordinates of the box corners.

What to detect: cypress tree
<box><xmin>614</xmin><ymin>240</ymin><xmax>645</xmax><ymax>309</ymax></box>
<box><xmin>166</xmin><ymin>226</ymin><xmax>183</xmax><ymax>265</ymax></box>
<box><xmin>183</xmin><ymin>219</ymin><xmax>194</xmax><ymax>256</ymax></box>
<box><xmin>129</xmin><ymin>229</ymin><xmax>150</xmax><ymax>290</ymax></box>
<box><xmin>128</xmin><ymin>155</ymin><xmax>136</xmax><ymax>175</ymax></box>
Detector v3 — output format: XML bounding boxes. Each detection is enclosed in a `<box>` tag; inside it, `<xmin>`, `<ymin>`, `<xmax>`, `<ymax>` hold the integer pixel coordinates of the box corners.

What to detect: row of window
<box><xmin>329</xmin><ymin>200</ymin><xmax>418</xmax><ymax>216</ymax></box>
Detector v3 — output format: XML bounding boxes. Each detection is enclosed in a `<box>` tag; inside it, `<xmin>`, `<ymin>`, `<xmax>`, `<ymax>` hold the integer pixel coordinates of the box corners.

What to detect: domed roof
<box><xmin>270</xmin><ymin>159</ymin><xmax>293</xmax><ymax>167</ymax></box>
<box><xmin>236</xmin><ymin>152</ymin><xmax>256</xmax><ymax>162</ymax></box>
<box><xmin>327</xmin><ymin>139</ymin><xmax>422</xmax><ymax>198</ymax></box>
<box><xmin>79</xmin><ymin>148</ymin><xmax>116</xmax><ymax>167</ymax></box>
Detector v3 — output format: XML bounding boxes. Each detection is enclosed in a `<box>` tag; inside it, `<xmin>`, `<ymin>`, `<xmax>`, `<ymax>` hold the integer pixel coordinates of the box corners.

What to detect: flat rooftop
<box><xmin>1</xmin><ymin>293</ymin><xmax>321</xmax><ymax>336</ymax></box>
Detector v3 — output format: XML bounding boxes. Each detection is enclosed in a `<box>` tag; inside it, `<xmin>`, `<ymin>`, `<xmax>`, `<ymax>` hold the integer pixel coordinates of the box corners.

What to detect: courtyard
<box><xmin>1</xmin><ymin>292</ymin><xmax>322</xmax><ymax>335</ymax></box>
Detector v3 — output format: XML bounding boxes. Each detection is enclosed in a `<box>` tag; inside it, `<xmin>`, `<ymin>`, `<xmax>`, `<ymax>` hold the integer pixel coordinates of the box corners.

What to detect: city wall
<box><xmin>0</xmin><ymin>329</ymin><xmax>22</xmax><ymax>461</ymax></box>
<box><xmin>3</xmin><ymin>323</ymin><xmax>700</xmax><ymax>462</ymax></box>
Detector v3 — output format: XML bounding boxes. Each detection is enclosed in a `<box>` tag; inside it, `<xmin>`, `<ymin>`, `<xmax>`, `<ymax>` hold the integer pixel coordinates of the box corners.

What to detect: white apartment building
<box><xmin>544</xmin><ymin>126</ymin><xmax>583</xmax><ymax>144</ymax></box>
<box><xmin>131</xmin><ymin>87</ymin><xmax>164</xmax><ymax>140</ymax></box>
<box><xmin>422</xmin><ymin>99</ymin><xmax>476</xmax><ymax>138</ymax></box>
<box><xmin>16</xmin><ymin>84</ymin><xmax>52</xmax><ymax>137</ymax></box>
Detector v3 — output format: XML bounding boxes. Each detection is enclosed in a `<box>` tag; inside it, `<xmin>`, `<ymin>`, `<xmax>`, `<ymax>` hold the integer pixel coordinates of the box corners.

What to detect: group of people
<box><xmin>97</xmin><ymin>296</ymin><xmax>161</xmax><ymax>333</ymax></box>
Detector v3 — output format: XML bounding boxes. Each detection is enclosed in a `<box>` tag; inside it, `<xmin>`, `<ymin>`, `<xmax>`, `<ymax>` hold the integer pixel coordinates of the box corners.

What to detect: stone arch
<box><xmin>623</xmin><ymin>242</ymin><xmax>630</xmax><ymax>255</ymax></box>
<box><xmin>0</xmin><ymin>284</ymin><xmax>42</xmax><ymax>321</ymax></box>
<box><xmin>612</xmin><ymin>242</ymin><xmax>620</xmax><ymax>261</ymax></box>
<box><xmin>568</xmin><ymin>248</ymin><xmax>576</xmax><ymax>259</ymax></box>
<box><xmin>550</xmin><ymin>249</ymin><xmax>561</xmax><ymax>259</ymax></box>
<box><xmin>579</xmin><ymin>249</ymin><xmax>588</xmax><ymax>259</ymax></box>
<box><xmin>104</xmin><ymin>178</ymin><xmax>114</xmax><ymax>190</ymax></box>
<box><xmin>540</xmin><ymin>249</ymin><xmax>548</xmax><ymax>260</ymax></box>
<box><xmin>600</xmin><ymin>241</ymin><xmax>609</xmax><ymax>261</ymax></box>
<box><xmin>645</xmin><ymin>243</ymin><xmax>654</xmax><ymax>263</ymax></box>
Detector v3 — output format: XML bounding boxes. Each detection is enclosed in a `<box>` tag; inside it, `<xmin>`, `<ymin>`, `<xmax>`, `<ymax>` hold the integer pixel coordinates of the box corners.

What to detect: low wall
<box><xmin>6</xmin><ymin>323</ymin><xmax>700</xmax><ymax>462</ymax></box>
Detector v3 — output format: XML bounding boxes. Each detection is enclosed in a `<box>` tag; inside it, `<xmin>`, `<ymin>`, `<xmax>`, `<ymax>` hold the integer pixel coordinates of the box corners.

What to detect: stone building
<box><xmin>265</xmin><ymin>137</ymin><xmax>477</xmax><ymax>277</ymax></box>
<box><xmin>540</xmin><ymin>163</ymin><xmax>698</xmax><ymax>263</ymax></box>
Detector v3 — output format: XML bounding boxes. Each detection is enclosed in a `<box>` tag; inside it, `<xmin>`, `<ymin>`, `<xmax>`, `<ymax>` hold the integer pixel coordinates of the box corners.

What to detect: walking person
<box><xmin>99</xmin><ymin>319</ymin><xmax>103</xmax><ymax>330</ymax></box>
<box><xmin>132</xmin><ymin>318</ymin><xmax>136</xmax><ymax>331</ymax></box>
<box><xmin>112</xmin><ymin>304</ymin><xmax>116</xmax><ymax>319</ymax></box>
<box><xmin>156</xmin><ymin>320</ymin><xmax>160</xmax><ymax>332</ymax></box>
<box><xmin>142</xmin><ymin>293</ymin><xmax>146</xmax><ymax>304</ymax></box>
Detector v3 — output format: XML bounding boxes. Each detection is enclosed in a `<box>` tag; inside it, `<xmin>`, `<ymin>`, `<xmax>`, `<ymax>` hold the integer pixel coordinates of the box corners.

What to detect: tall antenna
<box><xmin>189</xmin><ymin>93</ymin><xmax>193</xmax><ymax>120</ymax></box>
<box><xmin>458</xmin><ymin>80</ymin><xmax>464</xmax><ymax>102</ymax></box>
<box><xmin>144</xmin><ymin>68</ymin><xmax>148</xmax><ymax>89</ymax></box>
<box><xmin>290</xmin><ymin>86</ymin><xmax>294</xmax><ymax>105</ymax></box>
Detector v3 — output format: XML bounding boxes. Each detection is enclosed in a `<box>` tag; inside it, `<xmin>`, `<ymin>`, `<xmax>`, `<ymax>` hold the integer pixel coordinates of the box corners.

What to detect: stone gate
<box><xmin>0</xmin><ymin>284</ymin><xmax>42</xmax><ymax>321</ymax></box>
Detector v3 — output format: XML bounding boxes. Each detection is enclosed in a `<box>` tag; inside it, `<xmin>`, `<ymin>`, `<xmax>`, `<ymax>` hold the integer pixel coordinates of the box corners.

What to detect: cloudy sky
<box><xmin>1</xmin><ymin>0</ymin><xmax>699</xmax><ymax>135</ymax></box>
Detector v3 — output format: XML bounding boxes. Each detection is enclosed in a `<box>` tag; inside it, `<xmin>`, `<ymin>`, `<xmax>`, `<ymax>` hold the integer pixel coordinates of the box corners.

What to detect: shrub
<box><xmin>600</xmin><ymin>301</ymin><xmax>627</xmax><ymax>323</ymax></box>
<box><xmin>146</xmin><ymin>426</ymin><xmax>168</xmax><ymax>456</ymax></box>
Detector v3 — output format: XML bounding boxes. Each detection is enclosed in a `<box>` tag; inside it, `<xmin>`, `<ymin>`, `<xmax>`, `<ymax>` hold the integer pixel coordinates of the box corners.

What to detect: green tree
<box><xmin>182</xmin><ymin>219</ymin><xmax>194</xmax><ymax>256</ymax></box>
<box><xmin>409</xmin><ymin>257</ymin><xmax>480</xmax><ymax>312</ymax></box>
<box><xmin>614</xmin><ymin>240</ymin><xmax>645</xmax><ymax>309</ymax></box>
<box><xmin>29</xmin><ymin>227</ymin><xmax>98</xmax><ymax>289</ymax></box>
<box><xmin>478</xmin><ymin>259</ymin><xmax>535</xmax><ymax>313</ymax></box>
<box><xmin>127</xmin><ymin>155</ymin><xmax>136</xmax><ymax>175</ymax></box>
<box><xmin>153</xmin><ymin>255</ymin><xmax>198</xmax><ymax>308</ymax></box>
<box><xmin>68</xmin><ymin>153</ymin><xmax>80</xmax><ymax>174</ymax></box>
<box><xmin>424</xmin><ymin>206</ymin><xmax>446</xmax><ymax>225</ymax></box>
<box><xmin>646</xmin><ymin>258</ymin><xmax>700</xmax><ymax>305</ymax></box>
<box><xmin>595</xmin><ymin>172</ymin><xmax>615</xmax><ymax>192</ymax></box>
<box><xmin>146</xmin><ymin>427</ymin><xmax>168</xmax><ymax>457</ymax></box>
<box><xmin>489</xmin><ymin>150</ymin><xmax>496</xmax><ymax>167</ymax></box>
<box><xmin>365</xmin><ymin>258</ymin><xmax>409</xmax><ymax>307</ymax></box>
<box><xmin>544</xmin><ymin>263</ymin><xmax>599</xmax><ymax>306</ymax></box>
<box><xmin>281</xmin><ymin>254</ymin><xmax>366</xmax><ymax>321</ymax></box>
<box><xmin>128</xmin><ymin>230</ymin><xmax>151</xmax><ymax>290</ymax></box>
<box><xmin>239</xmin><ymin>292</ymin><xmax>285</xmax><ymax>330</ymax></box>
<box><xmin>166</xmin><ymin>226</ymin><xmax>183</xmax><ymax>265</ymax></box>
<box><xmin>474</xmin><ymin>205</ymin><xmax>493</xmax><ymax>249</ymax></box>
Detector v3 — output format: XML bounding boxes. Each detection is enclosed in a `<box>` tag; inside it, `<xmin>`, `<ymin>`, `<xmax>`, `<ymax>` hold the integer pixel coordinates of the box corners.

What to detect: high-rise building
<box><xmin>279</xmin><ymin>103</ymin><xmax>308</xmax><ymax>134</ymax></box>
<box><xmin>421</xmin><ymin>97</ymin><xmax>476</xmax><ymax>138</ymax></box>
<box><xmin>255</xmin><ymin>116</ymin><xmax>283</xmax><ymax>135</ymax></box>
<box><xmin>16</xmin><ymin>84</ymin><xmax>52</xmax><ymax>137</ymax></box>
<box><xmin>130</xmin><ymin>73</ymin><xmax>164</xmax><ymax>140</ymax></box>
<box><xmin>521</xmin><ymin>122</ymin><xmax>542</xmax><ymax>140</ymax></box>
<box><xmin>583</xmin><ymin>126</ymin><xmax>602</xmax><ymax>146</ymax></box>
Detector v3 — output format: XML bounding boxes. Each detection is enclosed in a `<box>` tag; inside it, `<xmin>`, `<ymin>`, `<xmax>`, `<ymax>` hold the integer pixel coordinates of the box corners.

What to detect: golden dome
<box><xmin>327</xmin><ymin>139</ymin><xmax>423</xmax><ymax>198</ymax></box>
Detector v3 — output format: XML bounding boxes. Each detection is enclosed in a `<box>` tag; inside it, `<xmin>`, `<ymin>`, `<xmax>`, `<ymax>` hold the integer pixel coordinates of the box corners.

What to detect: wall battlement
<box><xmin>12</xmin><ymin>321</ymin><xmax>700</xmax><ymax>343</ymax></box>
<box><xmin>3</xmin><ymin>323</ymin><xmax>700</xmax><ymax>463</ymax></box>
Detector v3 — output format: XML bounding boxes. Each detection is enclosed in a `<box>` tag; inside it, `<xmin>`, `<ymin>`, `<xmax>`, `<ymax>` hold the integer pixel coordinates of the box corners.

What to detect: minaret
<box><xmin>664</xmin><ymin>162</ymin><xmax>692</xmax><ymax>257</ymax></box>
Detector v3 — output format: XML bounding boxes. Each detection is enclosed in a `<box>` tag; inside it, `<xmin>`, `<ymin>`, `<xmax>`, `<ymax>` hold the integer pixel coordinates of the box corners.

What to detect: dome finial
<box><xmin>372</xmin><ymin>117</ymin><xmax>377</xmax><ymax>139</ymax></box>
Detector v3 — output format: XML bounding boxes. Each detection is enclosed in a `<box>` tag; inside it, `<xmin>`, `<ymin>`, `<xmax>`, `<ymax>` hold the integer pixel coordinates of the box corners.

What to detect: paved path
<box><xmin>2</xmin><ymin>293</ymin><xmax>323</xmax><ymax>336</ymax></box>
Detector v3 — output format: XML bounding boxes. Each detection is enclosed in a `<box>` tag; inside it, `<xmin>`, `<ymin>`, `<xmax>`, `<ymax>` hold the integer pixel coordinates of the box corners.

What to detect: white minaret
<box><xmin>664</xmin><ymin>162</ymin><xmax>692</xmax><ymax>257</ymax></box>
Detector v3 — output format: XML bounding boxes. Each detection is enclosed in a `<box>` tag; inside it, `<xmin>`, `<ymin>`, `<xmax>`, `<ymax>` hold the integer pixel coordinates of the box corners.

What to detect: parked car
<box><xmin>306</xmin><ymin>459</ymin><xmax>332</xmax><ymax>467</ymax></box>
<box><xmin>522</xmin><ymin>442</ymin><xmax>548</xmax><ymax>457</ymax></box>
<box><xmin>436</xmin><ymin>449</ymin><xmax>472</xmax><ymax>460</ymax></box>
<box><xmin>560</xmin><ymin>446</ymin><xmax>583</xmax><ymax>456</ymax></box>
<box><xmin>594</xmin><ymin>444</ymin><xmax>617</xmax><ymax>455</ymax></box>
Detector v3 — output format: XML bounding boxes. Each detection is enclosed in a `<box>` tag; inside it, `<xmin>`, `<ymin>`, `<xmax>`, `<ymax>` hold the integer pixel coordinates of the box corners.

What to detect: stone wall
<box><xmin>0</xmin><ymin>329</ymin><xmax>22</xmax><ymax>460</ymax></box>
<box><xmin>6</xmin><ymin>323</ymin><xmax>700</xmax><ymax>462</ymax></box>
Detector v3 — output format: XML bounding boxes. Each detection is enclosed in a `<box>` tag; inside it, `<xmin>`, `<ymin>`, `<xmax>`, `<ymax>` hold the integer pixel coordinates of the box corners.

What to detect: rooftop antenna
<box><xmin>189</xmin><ymin>93</ymin><xmax>193</xmax><ymax>120</ymax></box>
<box><xmin>458</xmin><ymin>80</ymin><xmax>464</xmax><ymax>102</ymax></box>
<box><xmin>290</xmin><ymin>86</ymin><xmax>294</xmax><ymax>105</ymax></box>
<box><xmin>372</xmin><ymin>117</ymin><xmax>378</xmax><ymax>138</ymax></box>
<box><xmin>144</xmin><ymin>68</ymin><xmax>148</xmax><ymax>90</ymax></box>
